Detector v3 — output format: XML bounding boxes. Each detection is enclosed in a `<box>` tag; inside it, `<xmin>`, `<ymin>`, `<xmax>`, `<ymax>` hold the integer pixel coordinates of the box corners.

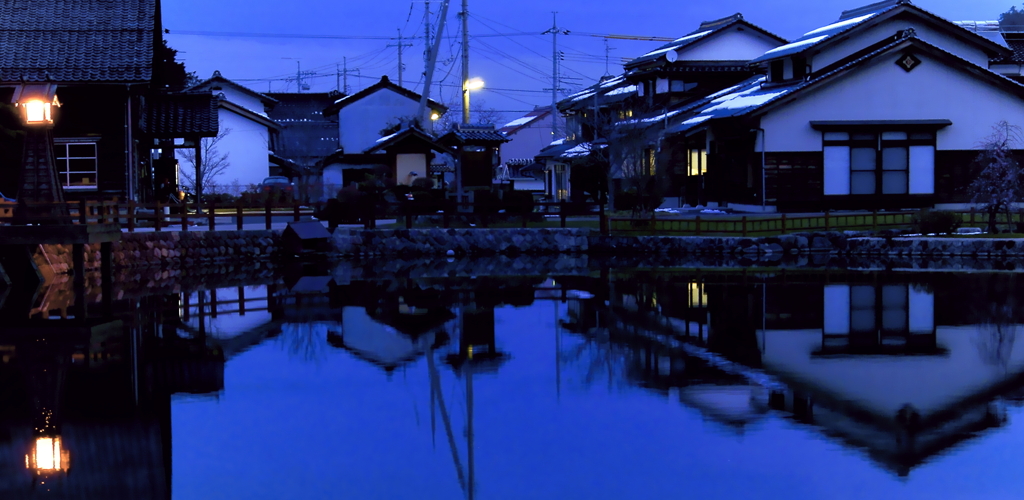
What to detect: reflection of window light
<box><xmin>26</xmin><ymin>436</ymin><xmax>69</xmax><ymax>473</ymax></box>
<box><xmin>688</xmin><ymin>282</ymin><xmax>707</xmax><ymax>308</ymax></box>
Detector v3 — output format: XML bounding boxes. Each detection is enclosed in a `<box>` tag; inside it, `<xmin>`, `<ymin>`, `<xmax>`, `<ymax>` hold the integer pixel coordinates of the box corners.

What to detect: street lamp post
<box><xmin>11</xmin><ymin>83</ymin><xmax>68</xmax><ymax>223</ymax></box>
<box><xmin>462</xmin><ymin>78</ymin><xmax>483</xmax><ymax>124</ymax></box>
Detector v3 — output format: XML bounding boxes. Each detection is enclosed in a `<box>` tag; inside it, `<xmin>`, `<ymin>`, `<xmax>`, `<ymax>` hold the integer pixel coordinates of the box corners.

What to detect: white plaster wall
<box><xmin>177</xmin><ymin>109</ymin><xmax>270</xmax><ymax>193</ymax></box>
<box><xmin>811</xmin><ymin>18</ymin><xmax>990</xmax><ymax>71</ymax></box>
<box><xmin>396</xmin><ymin>153</ymin><xmax>426</xmax><ymax>185</ymax></box>
<box><xmin>758</xmin><ymin>325</ymin><xmax>1024</xmax><ymax>418</ymax></box>
<box><xmin>338</xmin><ymin>89</ymin><xmax>423</xmax><ymax>154</ymax></box>
<box><xmin>677</xmin><ymin>28</ymin><xmax>782</xmax><ymax>61</ymax></box>
<box><xmin>208</xmin><ymin>86</ymin><xmax>267</xmax><ymax>115</ymax></box>
<box><xmin>759</xmin><ymin>50</ymin><xmax>1024</xmax><ymax>152</ymax></box>
<box><xmin>322</xmin><ymin>163</ymin><xmax>346</xmax><ymax>199</ymax></box>
<box><xmin>502</xmin><ymin>115</ymin><xmax>555</xmax><ymax>161</ymax></box>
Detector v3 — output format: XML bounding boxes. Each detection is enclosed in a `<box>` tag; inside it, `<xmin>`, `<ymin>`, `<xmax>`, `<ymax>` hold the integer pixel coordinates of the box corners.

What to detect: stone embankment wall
<box><xmin>41</xmin><ymin>230</ymin><xmax>280</xmax><ymax>271</ymax></box>
<box><xmin>329</xmin><ymin>228</ymin><xmax>1024</xmax><ymax>260</ymax></box>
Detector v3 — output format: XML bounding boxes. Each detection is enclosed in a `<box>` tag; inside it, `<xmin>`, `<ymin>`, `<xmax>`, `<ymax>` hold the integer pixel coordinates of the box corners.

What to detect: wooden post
<box><xmin>208</xmin><ymin>201</ymin><xmax>216</xmax><ymax>231</ymax></box>
<box><xmin>742</xmin><ymin>216</ymin><xmax>748</xmax><ymax>237</ymax></box>
<box><xmin>100</xmin><ymin>241</ymin><xmax>113</xmax><ymax>315</ymax></box>
<box><xmin>265</xmin><ymin>200</ymin><xmax>272</xmax><ymax>230</ymax></box>
<box><xmin>872</xmin><ymin>210</ymin><xmax>878</xmax><ymax>231</ymax></box>
<box><xmin>236</xmin><ymin>201</ymin><xmax>244</xmax><ymax>231</ymax></box>
<box><xmin>72</xmin><ymin>243</ymin><xmax>87</xmax><ymax>319</ymax></box>
<box><xmin>181</xmin><ymin>202</ymin><xmax>189</xmax><ymax>231</ymax></box>
<box><xmin>559</xmin><ymin>199</ymin><xmax>566</xmax><ymax>228</ymax></box>
<box><xmin>599</xmin><ymin>203</ymin><xmax>608</xmax><ymax>236</ymax></box>
<box><xmin>405</xmin><ymin>204</ymin><xmax>414</xmax><ymax>230</ymax></box>
<box><xmin>79</xmin><ymin>199</ymin><xmax>88</xmax><ymax>225</ymax></box>
<box><xmin>442</xmin><ymin>202</ymin><xmax>450</xmax><ymax>228</ymax></box>
<box><xmin>780</xmin><ymin>213</ymin><xmax>787</xmax><ymax>234</ymax></box>
<box><xmin>127</xmin><ymin>200</ymin><xmax>136</xmax><ymax>232</ymax></box>
<box><xmin>970</xmin><ymin>206</ymin><xmax>976</xmax><ymax>224</ymax></box>
<box><xmin>695</xmin><ymin>215</ymin><xmax>701</xmax><ymax>235</ymax></box>
<box><xmin>293</xmin><ymin>201</ymin><xmax>301</xmax><ymax>222</ymax></box>
<box><xmin>155</xmin><ymin>201</ymin><xmax>163</xmax><ymax>231</ymax></box>
<box><xmin>824</xmin><ymin>211</ymin><xmax>830</xmax><ymax>231</ymax></box>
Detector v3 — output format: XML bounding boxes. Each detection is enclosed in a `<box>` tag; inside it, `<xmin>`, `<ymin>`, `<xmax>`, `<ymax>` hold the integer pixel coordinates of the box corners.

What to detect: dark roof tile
<box><xmin>0</xmin><ymin>0</ymin><xmax>156</xmax><ymax>83</ymax></box>
<box><xmin>142</xmin><ymin>92</ymin><xmax>219</xmax><ymax>138</ymax></box>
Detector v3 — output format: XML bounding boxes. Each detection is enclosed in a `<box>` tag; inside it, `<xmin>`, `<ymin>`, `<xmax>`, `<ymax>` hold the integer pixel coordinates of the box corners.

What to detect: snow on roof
<box><xmin>702</xmin><ymin>88</ymin><xmax>791</xmax><ymax>114</ymax></box>
<box><xmin>376</xmin><ymin>131</ymin><xmax>401</xmax><ymax>144</ymax></box>
<box><xmin>605</xmin><ymin>85</ymin><xmax>637</xmax><ymax>97</ymax></box>
<box><xmin>600</xmin><ymin>75</ymin><xmax>627</xmax><ymax>88</ymax></box>
<box><xmin>562</xmin><ymin>142</ymin><xmax>607</xmax><ymax>158</ymax></box>
<box><xmin>549</xmin><ymin>138</ymin><xmax>566</xmax><ymax>146</ymax></box>
<box><xmin>750</xmin><ymin>10</ymin><xmax>883</xmax><ymax>63</ymax></box>
<box><xmin>642</xmin><ymin>109</ymin><xmax>683</xmax><ymax>124</ymax></box>
<box><xmin>637</xmin><ymin>30</ymin><xmax>713</xmax><ymax>59</ymax></box>
<box><xmin>571</xmin><ymin>90</ymin><xmax>598</xmax><ymax>102</ymax></box>
<box><xmin>502</xmin><ymin>116</ymin><xmax>538</xmax><ymax>129</ymax></box>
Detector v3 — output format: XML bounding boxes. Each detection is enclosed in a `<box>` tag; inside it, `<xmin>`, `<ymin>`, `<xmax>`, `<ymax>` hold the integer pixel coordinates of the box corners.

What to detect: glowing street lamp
<box><xmin>462</xmin><ymin>78</ymin><xmax>484</xmax><ymax>124</ymax></box>
<box><xmin>12</xmin><ymin>83</ymin><xmax>60</xmax><ymax>127</ymax></box>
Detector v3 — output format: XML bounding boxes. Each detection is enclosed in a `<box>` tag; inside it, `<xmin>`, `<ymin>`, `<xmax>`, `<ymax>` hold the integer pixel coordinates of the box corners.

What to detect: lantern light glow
<box><xmin>26</xmin><ymin>436</ymin><xmax>69</xmax><ymax>473</ymax></box>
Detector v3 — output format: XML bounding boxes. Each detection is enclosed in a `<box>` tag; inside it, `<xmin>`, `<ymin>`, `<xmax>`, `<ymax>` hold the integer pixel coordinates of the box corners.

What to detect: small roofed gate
<box><xmin>438</xmin><ymin>124</ymin><xmax>510</xmax><ymax>200</ymax></box>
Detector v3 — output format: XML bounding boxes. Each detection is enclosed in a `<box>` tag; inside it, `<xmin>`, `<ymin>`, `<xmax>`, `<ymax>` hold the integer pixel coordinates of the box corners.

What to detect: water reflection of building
<box><xmin>593</xmin><ymin>272</ymin><xmax>1024</xmax><ymax>476</ymax></box>
<box><xmin>0</xmin><ymin>283</ymin><xmax>228</xmax><ymax>498</ymax></box>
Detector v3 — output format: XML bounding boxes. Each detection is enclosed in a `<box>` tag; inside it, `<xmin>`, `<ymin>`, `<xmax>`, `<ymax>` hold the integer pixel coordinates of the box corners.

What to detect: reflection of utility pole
<box><xmin>466</xmin><ymin>366</ymin><xmax>475</xmax><ymax>500</ymax></box>
<box><xmin>427</xmin><ymin>348</ymin><xmax>468</xmax><ymax>492</ymax></box>
<box><xmin>388</xmin><ymin>30</ymin><xmax>414</xmax><ymax>87</ymax></box>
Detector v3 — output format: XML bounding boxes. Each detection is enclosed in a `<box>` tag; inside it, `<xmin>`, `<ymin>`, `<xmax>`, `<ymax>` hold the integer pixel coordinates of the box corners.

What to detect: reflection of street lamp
<box><xmin>26</xmin><ymin>436</ymin><xmax>70</xmax><ymax>475</ymax></box>
<box><xmin>462</xmin><ymin>78</ymin><xmax>484</xmax><ymax>124</ymax></box>
<box><xmin>11</xmin><ymin>83</ymin><xmax>67</xmax><ymax>221</ymax></box>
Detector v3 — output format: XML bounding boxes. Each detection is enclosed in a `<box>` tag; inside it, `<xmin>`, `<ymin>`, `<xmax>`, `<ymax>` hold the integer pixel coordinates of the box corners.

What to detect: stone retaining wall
<box><xmin>41</xmin><ymin>230</ymin><xmax>280</xmax><ymax>271</ymax></box>
<box><xmin>329</xmin><ymin>227</ymin><xmax>1024</xmax><ymax>261</ymax></box>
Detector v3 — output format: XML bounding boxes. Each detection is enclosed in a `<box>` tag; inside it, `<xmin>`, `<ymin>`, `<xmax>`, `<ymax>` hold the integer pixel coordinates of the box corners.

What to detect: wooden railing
<box><xmin>0</xmin><ymin>199</ymin><xmax>318</xmax><ymax>232</ymax></box>
<box><xmin>0</xmin><ymin>199</ymin><xmax>610</xmax><ymax>234</ymax></box>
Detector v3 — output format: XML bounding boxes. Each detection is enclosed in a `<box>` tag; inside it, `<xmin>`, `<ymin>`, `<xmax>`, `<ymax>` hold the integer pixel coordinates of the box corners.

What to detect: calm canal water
<box><xmin>2</xmin><ymin>265</ymin><xmax>1023</xmax><ymax>499</ymax></box>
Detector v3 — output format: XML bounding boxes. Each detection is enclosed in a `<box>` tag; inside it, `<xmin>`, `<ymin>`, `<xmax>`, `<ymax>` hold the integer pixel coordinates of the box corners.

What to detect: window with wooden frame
<box><xmin>54</xmin><ymin>138</ymin><xmax>99</xmax><ymax>190</ymax></box>
<box><xmin>822</xmin><ymin>131</ymin><xmax>935</xmax><ymax>195</ymax></box>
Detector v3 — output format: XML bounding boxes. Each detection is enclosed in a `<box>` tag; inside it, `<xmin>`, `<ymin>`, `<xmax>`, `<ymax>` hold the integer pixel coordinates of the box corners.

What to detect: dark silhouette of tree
<box><xmin>178</xmin><ymin>128</ymin><xmax>231</xmax><ymax>196</ymax></box>
<box><xmin>1000</xmin><ymin>5</ymin><xmax>1024</xmax><ymax>31</ymax></box>
<box><xmin>967</xmin><ymin>121</ymin><xmax>1024</xmax><ymax>233</ymax></box>
<box><xmin>156</xmin><ymin>40</ymin><xmax>199</xmax><ymax>91</ymax></box>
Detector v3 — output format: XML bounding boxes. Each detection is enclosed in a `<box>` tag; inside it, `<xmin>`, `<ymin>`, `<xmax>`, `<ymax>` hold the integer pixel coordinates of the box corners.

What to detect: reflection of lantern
<box><xmin>25</xmin><ymin>436</ymin><xmax>70</xmax><ymax>474</ymax></box>
<box><xmin>11</xmin><ymin>83</ymin><xmax>60</xmax><ymax>127</ymax></box>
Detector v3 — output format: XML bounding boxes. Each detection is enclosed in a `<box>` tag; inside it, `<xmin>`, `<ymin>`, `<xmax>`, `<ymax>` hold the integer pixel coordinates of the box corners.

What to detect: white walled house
<box><xmin>182</xmin><ymin>71</ymin><xmax>281</xmax><ymax>193</ymax></box>
<box><xmin>498</xmin><ymin>107</ymin><xmax>554</xmax><ymax>193</ymax></box>
<box><xmin>322</xmin><ymin>75</ymin><xmax>447</xmax><ymax>155</ymax></box>
<box><xmin>317</xmin><ymin>76</ymin><xmax>447</xmax><ymax>198</ymax></box>
<box><xmin>658</xmin><ymin>0</ymin><xmax>1024</xmax><ymax>212</ymax></box>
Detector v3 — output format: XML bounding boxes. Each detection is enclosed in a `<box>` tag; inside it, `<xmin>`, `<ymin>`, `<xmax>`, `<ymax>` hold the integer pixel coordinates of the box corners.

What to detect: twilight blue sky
<box><xmin>163</xmin><ymin>0</ymin><xmax>1019</xmax><ymax>122</ymax></box>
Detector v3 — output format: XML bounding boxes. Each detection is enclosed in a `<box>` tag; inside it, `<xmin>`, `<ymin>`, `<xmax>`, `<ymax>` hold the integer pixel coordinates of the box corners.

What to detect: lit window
<box><xmin>55</xmin><ymin>139</ymin><xmax>99</xmax><ymax>190</ymax></box>
<box><xmin>688</xmin><ymin>148</ymin><xmax>707</xmax><ymax>176</ymax></box>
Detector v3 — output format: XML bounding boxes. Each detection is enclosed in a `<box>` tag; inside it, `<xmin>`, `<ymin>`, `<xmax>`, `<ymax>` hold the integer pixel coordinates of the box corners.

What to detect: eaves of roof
<box><xmin>363</xmin><ymin>127</ymin><xmax>450</xmax><ymax>154</ymax></box>
<box><xmin>728</xmin><ymin>35</ymin><xmax>1024</xmax><ymax>123</ymax></box>
<box><xmin>750</xmin><ymin>1</ymin><xmax>1011</xmax><ymax>65</ymax></box>
<box><xmin>189</xmin><ymin>71</ymin><xmax>279</xmax><ymax>107</ymax></box>
<box><xmin>218</xmin><ymin>99</ymin><xmax>282</xmax><ymax>131</ymax></box>
<box><xmin>625</xmin><ymin>17</ymin><xmax>788</xmax><ymax>70</ymax></box>
<box><xmin>323</xmin><ymin>75</ymin><xmax>446</xmax><ymax>116</ymax></box>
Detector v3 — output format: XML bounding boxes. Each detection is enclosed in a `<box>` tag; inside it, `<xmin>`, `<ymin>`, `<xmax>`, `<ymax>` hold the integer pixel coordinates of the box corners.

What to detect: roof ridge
<box><xmin>695</xmin><ymin>13</ymin><xmax>743</xmax><ymax>33</ymax></box>
<box><xmin>839</xmin><ymin>0</ymin><xmax>909</xmax><ymax>21</ymax></box>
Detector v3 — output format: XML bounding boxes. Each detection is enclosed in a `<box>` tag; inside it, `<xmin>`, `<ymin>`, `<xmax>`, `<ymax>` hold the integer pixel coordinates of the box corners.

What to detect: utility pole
<box><xmin>461</xmin><ymin>0</ymin><xmax>470</xmax><ymax>124</ymax></box>
<box><xmin>419</xmin><ymin>0</ymin><xmax>451</xmax><ymax>130</ymax></box>
<box><xmin>604</xmin><ymin>38</ymin><xmax>616</xmax><ymax>76</ymax></box>
<box><xmin>424</xmin><ymin>0</ymin><xmax>432</xmax><ymax>66</ymax></box>
<box><xmin>388</xmin><ymin>30</ymin><xmax>414</xmax><ymax>87</ymax></box>
<box><xmin>543</xmin><ymin>12</ymin><xmax>569</xmax><ymax>139</ymax></box>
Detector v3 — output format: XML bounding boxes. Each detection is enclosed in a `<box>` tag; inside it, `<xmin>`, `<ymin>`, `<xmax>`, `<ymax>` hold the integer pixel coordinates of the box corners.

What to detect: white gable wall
<box><xmin>177</xmin><ymin>108</ymin><xmax>271</xmax><ymax>194</ymax></box>
<box><xmin>676</xmin><ymin>27</ymin><xmax>783</xmax><ymax>61</ymax></box>
<box><xmin>502</xmin><ymin>114</ymin><xmax>555</xmax><ymax>161</ymax></box>
<box><xmin>812</xmin><ymin>18</ymin><xmax>990</xmax><ymax>72</ymax></box>
<box><xmin>208</xmin><ymin>86</ymin><xmax>267</xmax><ymax>115</ymax></box>
<box><xmin>759</xmin><ymin>50</ymin><xmax>1024</xmax><ymax>152</ymax></box>
<box><xmin>338</xmin><ymin>89</ymin><xmax>422</xmax><ymax>154</ymax></box>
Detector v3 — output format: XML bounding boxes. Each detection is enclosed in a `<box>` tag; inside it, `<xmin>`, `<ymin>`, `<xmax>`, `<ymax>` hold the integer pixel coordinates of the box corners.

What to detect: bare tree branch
<box><xmin>179</xmin><ymin>128</ymin><xmax>232</xmax><ymax>195</ymax></box>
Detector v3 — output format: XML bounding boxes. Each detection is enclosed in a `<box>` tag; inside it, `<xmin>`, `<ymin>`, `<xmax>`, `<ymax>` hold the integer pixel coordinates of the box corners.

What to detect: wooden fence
<box><xmin>0</xmin><ymin>199</ymin><xmax>609</xmax><ymax>233</ymax></box>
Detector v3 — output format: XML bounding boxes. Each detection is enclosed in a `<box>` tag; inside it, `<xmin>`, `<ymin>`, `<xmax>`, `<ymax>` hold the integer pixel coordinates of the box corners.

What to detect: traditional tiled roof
<box><xmin>0</xmin><ymin>0</ymin><xmax>156</xmax><ymax>83</ymax></box>
<box><xmin>499</xmin><ymin>107</ymin><xmax>551</xmax><ymax>135</ymax></box>
<box><xmin>558</xmin><ymin>75</ymin><xmax>637</xmax><ymax>113</ymax></box>
<box><xmin>438</xmin><ymin>124</ymin><xmax>508</xmax><ymax>144</ymax></box>
<box><xmin>364</xmin><ymin>126</ymin><xmax>448</xmax><ymax>154</ymax></box>
<box><xmin>625</xmin><ymin>13</ymin><xmax>787</xmax><ymax>69</ymax></box>
<box><xmin>322</xmin><ymin>75</ymin><xmax>446</xmax><ymax>116</ymax></box>
<box><xmin>189</xmin><ymin>70</ymin><xmax>278</xmax><ymax>107</ymax></box>
<box><xmin>993</xmin><ymin>39</ymin><xmax>1024</xmax><ymax>63</ymax></box>
<box><xmin>141</xmin><ymin>92</ymin><xmax>219</xmax><ymax>138</ymax></box>
<box><xmin>665</xmin><ymin>34</ymin><xmax>1024</xmax><ymax>136</ymax></box>
<box><xmin>266</xmin><ymin>92</ymin><xmax>340</xmax><ymax>166</ymax></box>
<box><xmin>750</xmin><ymin>0</ymin><xmax>1010</xmax><ymax>64</ymax></box>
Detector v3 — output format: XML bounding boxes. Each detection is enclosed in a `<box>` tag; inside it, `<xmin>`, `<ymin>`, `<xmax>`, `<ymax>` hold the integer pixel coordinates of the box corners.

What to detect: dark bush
<box><xmin>503</xmin><ymin>190</ymin><xmax>535</xmax><ymax>215</ymax></box>
<box><xmin>614</xmin><ymin>189</ymin><xmax>638</xmax><ymax>212</ymax></box>
<box><xmin>912</xmin><ymin>209</ymin><xmax>962</xmax><ymax>234</ymax></box>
